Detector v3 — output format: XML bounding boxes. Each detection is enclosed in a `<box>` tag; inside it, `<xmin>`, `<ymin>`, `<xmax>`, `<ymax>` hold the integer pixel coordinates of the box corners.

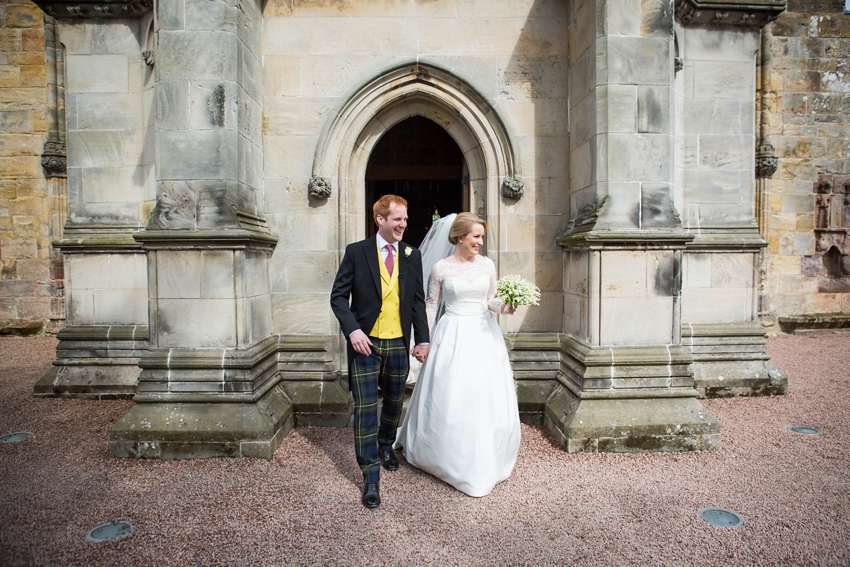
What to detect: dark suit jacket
<box><xmin>330</xmin><ymin>235</ymin><xmax>430</xmax><ymax>365</ymax></box>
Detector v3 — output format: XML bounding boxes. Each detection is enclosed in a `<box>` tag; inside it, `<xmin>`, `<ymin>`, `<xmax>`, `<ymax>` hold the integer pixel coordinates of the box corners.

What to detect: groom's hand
<box><xmin>349</xmin><ymin>330</ymin><xmax>373</xmax><ymax>356</ymax></box>
<box><xmin>411</xmin><ymin>344</ymin><xmax>430</xmax><ymax>363</ymax></box>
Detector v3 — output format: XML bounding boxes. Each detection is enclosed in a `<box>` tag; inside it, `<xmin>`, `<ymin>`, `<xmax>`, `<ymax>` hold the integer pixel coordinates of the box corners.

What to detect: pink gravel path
<box><xmin>1</xmin><ymin>333</ymin><xmax>849</xmax><ymax>566</ymax></box>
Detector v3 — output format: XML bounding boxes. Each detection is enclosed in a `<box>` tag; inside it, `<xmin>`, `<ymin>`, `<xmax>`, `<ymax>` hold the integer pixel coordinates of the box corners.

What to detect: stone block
<box><xmin>5</xmin><ymin>5</ymin><xmax>41</xmax><ymax>28</ymax></box>
<box><xmin>606</xmin><ymin>0</ymin><xmax>642</xmax><ymax>37</ymax></box>
<box><xmin>683</xmin><ymin>169</ymin><xmax>741</xmax><ymax>204</ymax></box>
<box><xmin>504</xmin><ymin>291</ymin><xmax>562</xmax><ymax>333</ymax></box>
<box><xmin>158</xmin><ymin>129</ymin><xmax>239</xmax><ymax>181</ymax></box>
<box><xmin>598</xmin><ymin>182</ymin><xmax>641</xmax><ymax>228</ymax></box>
<box><xmin>498</xmin><ymin>98</ymin><xmax>568</xmax><ymax>138</ymax></box>
<box><xmin>247</xmin><ymin>295</ymin><xmax>273</xmax><ymax>343</ymax></box>
<box><xmin>67</xmin><ymin>129</ymin><xmax>147</xmax><ymax>168</ymax></box>
<box><xmin>157</xmin><ymin>250</ymin><xmax>201</xmax><ymax>299</ymax></box>
<box><xmin>699</xmin><ymin>134</ymin><xmax>753</xmax><ymax>170</ymax></box>
<box><xmin>637</xmin><ymin>86</ymin><xmax>670</xmax><ymax>134</ymax></box>
<box><xmin>606</xmin><ymin>36</ymin><xmax>671</xmax><ymax>86</ymax></box>
<box><xmin>422</xmin><ymin>17</ymin><xmax>566</xmax><ymax>58</ymax></box>
<box><xmin>108</xmin><ymin>253</ymin><xmax>147</xmax><ymax>290</ymax></box>
<box><xmin>285</xmin><ymin>251</ymin><xmax>338</xmax><ymax>293</ymax></box>
<box><xmin>184</xmin><ymin>0</ymin><xmax>238</xmax><ymax>32</ymax></box>
<box><xmin>0</xmin><ymin>66</ymin><xmax>21</xmax><ymax>88</ymax></box>
<box><xmin>682</xmin><ymin>26</ymin><xmax>759</xmax><ymax>62</ymax></box>
<box><xmin>601</xmin><ymin>250</ymin><xmax>646</xmax><ymax>298</ymax></box>
<box><xmin>505</xmin><ymin>213</ymin><xmax>565</xmax><ymax>252</ymax></box>
<box><xmin>155</xmin><ymin>80</ymin><xmax>190</xmax><ymax>131</ymax></box>
<box><xmin>711</xmin><ymin>253</ymin><xmax>754</xmax><ymax>288</ymax></box>
<box><xmin>600</xmin><ymin>296</ymin><xmax>673</xmax><ymax>345</ymax></box>
<box><xmin>263</xmin><ymin>135</ymin><xmax>317</xmax><ymax>179</ymax></box>
<box><xmin>641</xmin><ymin>183</ymin><xmax>678</xmax><ymax>228</ymax></box>
<box><xmin>67</xmin><ymin>254</ymin><xmax>108</xmax><ymax>291</ymax></box>
<box><xmin>91</xmin><ymin>20</ymin><xmax>143</xmax><ymax>55</ymax></box>
<box><xmin>457</xmin><ymin>0</ymin><xmax>567</xmax><ymax>19</ymax></box>
<box><xmin>67</xmin><ymin>288</ymin><xmax>94</xmax><ymax>325</ymax></box>
<box><xmin>263</xmin><ymin>96</ymin><xmax>334</xmax><ymax>137</ymax></box>
<box><xmin>682</xmin><ymin>287</ymin><xmax>749</xmax><ymax>323</ymax></box>
<box><xmin>684</xmin><ymin>99</ymin><xmax>742</xmax><ymax>134</ymax></box>
<box><xmin>264</xmin><ymin>17</ymin><xmax>419</xmax><ymax>56</ymax></box>
<box><xmin>692</xmin><ymin>61</ymin><xmax>753</xmax><ymax>100</ymax></box>
<box><xmin>157</xmin><ymin>298</ymin><xmax>237</xmax><ymax>348</ymax></box>
<box><xmin>606</xmin><ymin>133</ymin><xmax>671</xmax><ymax>183</ymax></box>
<box><xmin>93</xmin><ymin>288</ymin><xmax>148</xmax><ymax>325</ymax></box>
<box><xmin>157</xmin><ymin>30</ymin><xmax>237</xmax><ymax>81</ymax></box>
<box><xmin>20</xmin><ymin>65</ymin><xmax>45</xmax><ymax>89</ymax></box>
<box><xmin>274</xmin><ymin>212</ymin><xmax>333</xmax><ymax>251</ymax></box>
<box><xmin>500</xmin><ymin>56</ymin><xmax>568</xmax><ymax>99</ymax></box>
<box><xmin>200</xmin><ymin>250</ymin><xmax>235</xmax><ymax>299</ymax></box>
<box><xmin>697</xmin><ymin>203</ymin><xmax>754</xmax><ymax>225</ymax></box>
<box><xmin>264</xmin><ymin>56</ymin><xmax>299</xmax><ymax>97</ymax></box>
<box><xmin>66</xmin><ymin>55</ymin><xmax>128</xmax><ymax>94</ymax></box>
<box><xmin>684</xmin><ymin>253</ymin><xmax>712</xmax><ymax>288</ymax></box>
<box><xmin>498</xmin><ymin>251</ymin><xmax>563</xmax><ymax>293</ymax></box>
<box><xmin>75</xmin><ymin>93</ymin><xmax>144</xmax><ymax>130</ymax></box>
<box><xmin>272</xmin><ymin>292</ymin><xmax>331</xmax><ymax>335</ymax></box>
<box><xmin>81</xmin><ymin>166</ymin><xmax>150</xmax><ymax>203</ymax></box>
<box><xmin>568</xmin><ymin>250</ymin><xmax>589</xmax><ymax>296</ymax></box>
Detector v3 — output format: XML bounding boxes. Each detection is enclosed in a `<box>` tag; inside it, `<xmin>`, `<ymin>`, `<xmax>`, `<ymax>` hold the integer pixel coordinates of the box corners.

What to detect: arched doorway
<box><xmin>365</xmin><ymin>116</ymin><xmax>468</xmax><ymax>246</ymax></box>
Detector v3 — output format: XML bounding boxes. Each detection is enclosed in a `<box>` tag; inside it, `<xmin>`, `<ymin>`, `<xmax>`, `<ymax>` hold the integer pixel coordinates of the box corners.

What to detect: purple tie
<box><xmin>385</xmin><ymin>244</ymin><xmax>394</xmax><ymax>276</ymax></box>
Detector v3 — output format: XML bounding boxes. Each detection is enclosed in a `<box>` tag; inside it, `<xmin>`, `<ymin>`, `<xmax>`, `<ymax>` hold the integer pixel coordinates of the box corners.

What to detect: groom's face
<box><xmin>376</xmin><ymin>202</ymin><xmax>408</xmax><ymax>244</ymax></box>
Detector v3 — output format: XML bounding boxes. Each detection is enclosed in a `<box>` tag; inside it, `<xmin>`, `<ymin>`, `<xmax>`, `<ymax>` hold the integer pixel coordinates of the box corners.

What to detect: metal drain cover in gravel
<box><xmin>0</xmin><ymin>432</ymin><xmax>32</xmax><ymax>442</ymax></box>
<box><xmin>789</xmin><ymin>426</ymin><xmax>821</xmax><ymax>435</ymax></box>
<box><xmin>698</xmin><ymin>508</ymin><xmax>744</xmax><ymax>528</ymax></box>
<box><xmin>86</xmin><ymin>522</ymin><xmax>135</xmax><ymax>542</ymax></box>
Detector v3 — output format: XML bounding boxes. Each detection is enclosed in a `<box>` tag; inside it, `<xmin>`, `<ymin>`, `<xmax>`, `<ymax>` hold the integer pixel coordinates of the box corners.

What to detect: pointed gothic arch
<box><xmin>311</xmin><ymin>63</ymin><xmax>520</xmax><ymax>257</ymax></box>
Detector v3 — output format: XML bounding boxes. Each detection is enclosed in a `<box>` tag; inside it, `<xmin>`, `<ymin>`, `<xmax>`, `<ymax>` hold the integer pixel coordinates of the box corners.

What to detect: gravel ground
<box><xmin>0</xmin><ymin>333</ymin><xmax>848</xmax><ymax>567</ymax></box>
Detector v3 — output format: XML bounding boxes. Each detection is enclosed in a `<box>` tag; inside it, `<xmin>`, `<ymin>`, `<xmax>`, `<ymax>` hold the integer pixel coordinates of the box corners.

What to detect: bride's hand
<box><xmin>502</xmin><ymin>303</ymin><xmax>516</xmax><ymax>315</ymax></box>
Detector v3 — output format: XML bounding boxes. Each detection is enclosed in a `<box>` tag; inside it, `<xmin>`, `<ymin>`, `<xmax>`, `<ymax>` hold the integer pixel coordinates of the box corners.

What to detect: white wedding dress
<box><xmin>394</xmin><ymin>255</ymin><xmax>521</xmax><ymax>497</ymax></box>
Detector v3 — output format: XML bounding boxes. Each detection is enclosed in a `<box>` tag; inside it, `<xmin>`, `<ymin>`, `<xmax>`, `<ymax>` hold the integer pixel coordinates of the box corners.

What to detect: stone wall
<box><xmin>760</xmin><ymin>0</ymin><xmax>850</xmax><ymax>330</ymax></box>
<box><xmin>0</xmin><ymin>0</ymin><xmax>54</xmax><ymax>335</ymax></box>
<box><xmin>261</xmin><ymin>0</ymin><xmax>570</xmax><ymax>337</ymax></box>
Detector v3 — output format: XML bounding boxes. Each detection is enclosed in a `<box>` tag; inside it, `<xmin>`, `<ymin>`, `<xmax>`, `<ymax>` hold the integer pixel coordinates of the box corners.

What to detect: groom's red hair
<box><xmin>373</xmin><ymin>194</ymin><xmax>408</xmax><ymax>221</ymax></box>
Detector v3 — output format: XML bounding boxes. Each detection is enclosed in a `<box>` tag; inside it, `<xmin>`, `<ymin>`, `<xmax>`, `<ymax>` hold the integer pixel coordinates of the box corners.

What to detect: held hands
<box><xmin>349</xmin><ymin>329</ymin><xmax>373</xmax><ymax>356</ymax></box>
<box><xmin>411</xmin><ymin>344</ymin><xmax>430</xmax><ymax>363</ymax></box>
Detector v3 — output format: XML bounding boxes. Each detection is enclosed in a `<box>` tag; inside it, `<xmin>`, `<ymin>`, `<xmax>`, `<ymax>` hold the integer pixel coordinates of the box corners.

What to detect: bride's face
<box><xmin>458</xmin><ymin>223</ymin><xmax>485</xmax><ymax>256</ymax></box>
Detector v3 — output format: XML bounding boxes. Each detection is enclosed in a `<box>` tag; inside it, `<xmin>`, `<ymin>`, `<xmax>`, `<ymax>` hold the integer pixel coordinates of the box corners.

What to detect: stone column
<box><xmin>547</xmin><ymin>0</ymin><xmax>720</xmax><ymax>452</ymax></box>
<box><xmin>108</xmin><ymin>0</ymin><xmax>301</xmax><ymax>459</ymax></box>
<box><xmin>33</xmin><ymin>4</ymin><xmax>154</xmax><ymax>399</ymax></box>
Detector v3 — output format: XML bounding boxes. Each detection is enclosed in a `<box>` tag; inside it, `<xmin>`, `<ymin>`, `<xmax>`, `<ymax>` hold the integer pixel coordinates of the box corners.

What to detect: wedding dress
<box><xmin>394</xmin><ymin>255</ymin><xmax>521</xmax><ymax>497</ymax></box>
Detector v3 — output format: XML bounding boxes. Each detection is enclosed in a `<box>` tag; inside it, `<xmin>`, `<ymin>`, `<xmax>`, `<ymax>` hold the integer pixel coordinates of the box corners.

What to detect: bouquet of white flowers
<box><xmin>495</xmin><ymin>274</ymin><xmax>540</xmax><ymax>307</ymax></box>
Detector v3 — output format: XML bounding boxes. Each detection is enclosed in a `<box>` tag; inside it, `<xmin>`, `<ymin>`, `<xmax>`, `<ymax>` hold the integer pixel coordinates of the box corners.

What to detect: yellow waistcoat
<box><xmin>370</xmin><ymin>243</ymin><xmax>403</xmax><ymax>339</ymax></box>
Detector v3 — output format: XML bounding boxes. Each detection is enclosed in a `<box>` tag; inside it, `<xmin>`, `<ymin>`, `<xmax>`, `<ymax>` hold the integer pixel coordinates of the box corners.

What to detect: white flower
<box><xmin>404</xmin><ymin>247</ymin><xmax>412</xmax><ymax>257</ymax></box>
<box><xmin>495</xmin><ymin>274</ymin><xmax>540</xmax><ymax>307</ymax></box>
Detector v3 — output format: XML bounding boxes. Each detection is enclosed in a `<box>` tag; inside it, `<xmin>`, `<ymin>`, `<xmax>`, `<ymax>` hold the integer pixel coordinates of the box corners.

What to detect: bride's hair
<box><xmin>448</xmin><ymin>212</ymin><xmax>487</xmax><ymax>245</ymax></box>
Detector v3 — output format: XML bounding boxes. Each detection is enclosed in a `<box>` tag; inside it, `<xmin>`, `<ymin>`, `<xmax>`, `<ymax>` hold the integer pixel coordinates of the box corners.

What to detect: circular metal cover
<box><xmin>86</xmin><ymin>522</ymin><xmax>135</xmax><ymax>542</ymax></box>
<box><xmin>0</xmin><ymin>432</ymin><xmax>33</xmax><ymax>442</ymax></box>
<box><xmin>698</xmin><ymin>508</ymin><xmax>744</xmax><ymax>529</ymax></box>
<box><xmin>789</xmin><ymin>426</ymin><xmax>821</xmax><ymax>435</ymax></box>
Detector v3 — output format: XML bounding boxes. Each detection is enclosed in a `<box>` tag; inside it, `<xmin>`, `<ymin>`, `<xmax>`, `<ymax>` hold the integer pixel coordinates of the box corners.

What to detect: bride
<box><xmin>394</xmin><ymin>213</ymin><xmax>521</xmax><ymax>497</ymax></box>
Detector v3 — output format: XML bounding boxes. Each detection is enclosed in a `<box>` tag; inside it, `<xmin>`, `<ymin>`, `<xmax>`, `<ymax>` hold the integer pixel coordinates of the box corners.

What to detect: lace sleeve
<box><xmin>425</xmin><ymin>263</ymin><xmax>443</xmax><ymax>329</ymax></box>
<box><xmin>485</xmin><ymin>258</ymin><xmax>503</xmax><ymax>314</ymax></box>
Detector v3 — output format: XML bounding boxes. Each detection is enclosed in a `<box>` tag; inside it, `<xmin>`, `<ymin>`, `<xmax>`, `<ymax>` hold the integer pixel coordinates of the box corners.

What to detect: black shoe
<box><xmin>379</xmin><ymin>446</ymin><xmax>399</xmax><ymax>471</ymax></box>
<box><xmin>362</xmin><ymin>482</ymin><xmax>380</xmax><ymax>508</ymax></box>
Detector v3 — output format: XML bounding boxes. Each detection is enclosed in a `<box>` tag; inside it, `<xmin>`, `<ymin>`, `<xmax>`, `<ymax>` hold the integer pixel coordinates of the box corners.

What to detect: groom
<box><xmin>330</xmin><ymin>194</ymin><xmax>430</xmax><ymax>509</ymax></box>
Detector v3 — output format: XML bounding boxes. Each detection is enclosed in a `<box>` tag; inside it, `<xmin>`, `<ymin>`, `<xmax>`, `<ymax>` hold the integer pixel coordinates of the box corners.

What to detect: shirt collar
<box><xmin>375</xmin><ymin>233</ymin><xmax>398</xmax><ymax>252</ymax></box>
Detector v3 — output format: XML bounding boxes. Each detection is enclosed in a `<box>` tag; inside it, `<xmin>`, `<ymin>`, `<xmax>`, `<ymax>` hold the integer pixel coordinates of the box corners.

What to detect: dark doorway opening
<box><xmin>365</xmin><ymin>116</ymin><xmax>467</xmax><ymax>247</ymax></box>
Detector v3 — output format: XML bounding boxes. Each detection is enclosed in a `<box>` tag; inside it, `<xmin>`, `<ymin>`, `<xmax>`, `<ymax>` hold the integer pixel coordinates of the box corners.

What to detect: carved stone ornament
<box><xmin>41</xmin><ymin>139</ymin><xmax>67</xmax><ymax>178</ymax></box>
<box><xmin>308</xmin><ymin>176</ymin><xmax>332</xmax><ymax>199</ymax></box>
<box><xmin>501</xmin><ymin>176</ymin><xmax>525</xmax><ymax>200</ymax></box>
<box><xmin>142</xmin><ymin>50</ymin><xmax>154</xmax><ymax>67</ymax></box>
<box><xmin>32</xmin><ymin>0</ymin><xmax>153</xmax><ymax>19</ymax></box>
<box><xmin>755</xmin><ymin>141</ymin><xmax>778</xmax><ymax>179</ymax></box>
<box><xmin>674</xmin><ymin>0</ymin><xmax>785</xmax><ymax>28</ymax></box>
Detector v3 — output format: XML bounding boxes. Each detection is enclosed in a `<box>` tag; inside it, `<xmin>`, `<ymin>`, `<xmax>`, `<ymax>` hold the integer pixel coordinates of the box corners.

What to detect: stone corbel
<box><xmin>501</xmin><ymin>176</ymin><xmax>524</xmax><ymax>200</ymax></box>
<box><xmin>674</xmin><ymin>0</ymin><xmax>785</xmax><ymax>27</ymax></box>
<box><xmin>755</xmin><ymin>141</ymin><xmax>778</xmax><ymax>178</ymax></box>
<box><xmin>41</xmin><ymin>139</ymin><xmax>66</xmax><ymax>178</ymax></box>
<box><xmin>32</xmin><ymin>0</ymin><xmax>153</xmax><ymax>19</ymax></box>
<box><xmin>308</xmin><ymin>176</ymin><xmax>332</xmax><ymax>199</ymax></box>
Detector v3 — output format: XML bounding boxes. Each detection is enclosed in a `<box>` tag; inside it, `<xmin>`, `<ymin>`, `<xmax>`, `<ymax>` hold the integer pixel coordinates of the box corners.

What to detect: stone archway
<box><xmin>311</xmin><ymin>63</ymin><xmax>519</xmax><ymax>260</ymax></box>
